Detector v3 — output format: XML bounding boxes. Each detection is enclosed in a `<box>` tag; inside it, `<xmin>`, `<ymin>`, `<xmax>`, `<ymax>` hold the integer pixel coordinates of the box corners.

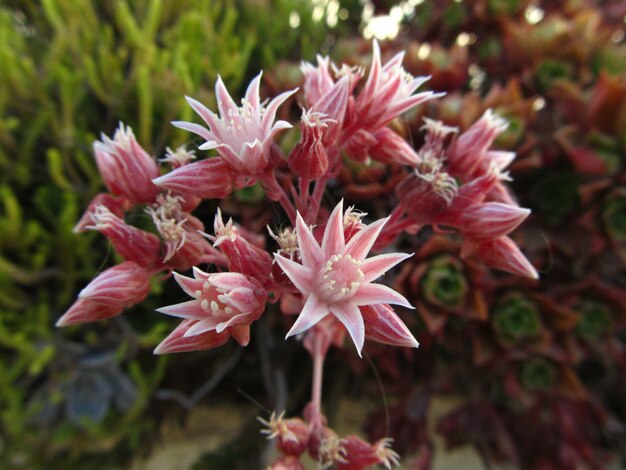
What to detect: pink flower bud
<box><xmin>259</xmin><ymin>411</ymin><xmax>310</xmax><ymax>457</ymax></box>
<box><xmin>213</xmin><ymin>210</ymin><xmax>273</xmax><ymax>284</ymax></box>
<box><xmin>311</xmin><ymin>75</ymin><xmax>350</xmax><ymax>146</ymax></box>
<box><xmin>268</xmin><ymin>456</ymin><xmax>305</xmax><ymax>470</ymax></box>
<box><xmin>448</xmin><ymin>171</ymin><xmax>499</xmax><ymax>211</ymax></box>
<box><xmin>461</xmin><ymin>236</ymin><xmax>539</xmax><ymax>279</ymax></box>
<box><xmin>369</xmin><ymin>128</ymin><xmax>421</xmax><ymax>166</ymax></box>
<box><xmin>288</xmin><ymin>110</ymin><xmax>331</xmax><ymax>179</ymax></box>
<box><xmin>87</xmin><ymin>206</ymin><xmax>161</xmax><ymax>268</ymax></box>
<box><xmin>56</xmin><ymin>262</ymin><xmax>151</xmax><ymax>326</ymax></box>
<box><xmin>159</xmin><ymin>145</ymin><xmax>196</xmax><ymax>169</ymax></box>
<box><xmin>301</xmin><ymin>55</ymin><xmax>335</xmax><ymax>107</ymax></box>
<box><xmin>94</xmin><ymin>123</ymin><xmax>159</xmax><ymax>204</ymax></box>
<box><xmin>396</xmin><ymin>169</ymin><xmax>457</xmax><ymax>225</ymax></box>
<box><xmin>362</xmin><ymin>304</ymin><xmax>419</xmax><ymax>348</ymax></box>
<box><xmin>459</xmin><ymin>202</ymin><xmax>530</xmax><ymax>241</ymax></box>
<box><xmin>153</xmin><ymin>319</ymin><xmax>230</xmax><ymax>354</ymax></box>
<box><xmin>55</xmin><ymin>298</ymin><xmax>121</xmax><ymax>327</ymax></box>
<box><xmin>336</xmin><ymin>435</ymin><xmax>384</xmax><ymax>470</ymax></box>
<box><xmin>77</xmin><ymin>261</ymin><xmax>151</xmax><ymax>306</ymax></box>
<box><xmin>73</xmin><ymin>193</ymin><xmax>131</xmax><ymax>233</ymax></box>
<box><xmin>166</xmin><ymin>228</ymin><xmax>213</xmax><ymax>271</ymax></box>
<box><xmin>152</xmin><ymin>158</ymin><xmax>234</xmax><ymax>199</ymax></box>
<box><xmin>344</xmin><ymin>129</ymin><xmax>378</xmax><ymax>163</ymax></box>
<box><xmin>447</xmin><ymin>109</ymin><xmax>508</xmax><ymax>176</ymax></box>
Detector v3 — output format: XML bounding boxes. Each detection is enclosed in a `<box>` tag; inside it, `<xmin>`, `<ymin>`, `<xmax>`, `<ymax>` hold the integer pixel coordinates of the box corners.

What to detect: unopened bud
<box><xmin>459</xmin><ymin>203</ymin><xmax>530</xmax><ymax>241</ymax></box>
<box><xmin>153</xmin><ymin>158</ymin><xmax>234</xmax><ymax>199</ymax></box>
<box><xmin>288</xmin><ymin>110</ymin><xmax>332</xmax><ymax>179</ymax></box>
<box><xmin>461</xmin><ymin>236</ymin><xmax>538</xmax><ymax>279</ymax></box>
<box><xmin>94</xmin><ymin>123</ymin><xmax>159</xmax><ymax>204</ymax></box>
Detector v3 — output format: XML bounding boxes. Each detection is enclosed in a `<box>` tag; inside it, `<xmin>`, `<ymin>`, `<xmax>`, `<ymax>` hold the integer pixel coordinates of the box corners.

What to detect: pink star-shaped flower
<box><xmin>274</xmin><ymin>201</ymin><xmax>417</xmax><ymax>356</ymax></box>
<box><xmin>172</xmin><ymin>73</ymin><xmax>297</xmax><ymax>177</ymax></box>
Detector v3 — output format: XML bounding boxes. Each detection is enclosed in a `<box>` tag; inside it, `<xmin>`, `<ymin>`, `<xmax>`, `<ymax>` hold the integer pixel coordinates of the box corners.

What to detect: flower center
<box><xmin>317</xmin><ymin>254</ymin><xmax>364</xmax><ymax>303</ymax></box>
<box><xmin>196</xmin><ymin>281</ymin><xmax>235</xmax><ymax>319</ymax></box>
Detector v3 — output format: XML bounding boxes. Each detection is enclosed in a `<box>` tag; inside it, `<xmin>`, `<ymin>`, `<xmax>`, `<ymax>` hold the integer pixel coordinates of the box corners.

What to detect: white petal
<box><xmin>329</xmin><ymin>302</ymin><xmax>365</xmax><ymax>356</ymax></box>
<box><xmin>350</xmin><ymin>283</ymin><xmax>414</xmax><ymax>309</ymax></box>
<box><xmin>285</xmin><ymin>295</ymin><xmax>328</xmax><ymax>338</ymax></box>
<box><xmin>344</xmin><ymin>217</ymin><xmax>388</xmax><ymax>261</ymax></box>
<box><xmin>295</xmin><ymin>212</ymin><xmax>324</xmax><ymax>268</ymax></box>
<box><xmin>274</xmin><ymin>255</ymin><xmax>314</xmax><ymax>294</ymax></box>
<box><xmin>361</xmin><ymin>252</ymin><xmax>412</xmax><ymax>283</ymax></box>
<box><xmin>321</xmin><ymin>200</ymin><xmax>345</xmax><ymax>257</ymax></box>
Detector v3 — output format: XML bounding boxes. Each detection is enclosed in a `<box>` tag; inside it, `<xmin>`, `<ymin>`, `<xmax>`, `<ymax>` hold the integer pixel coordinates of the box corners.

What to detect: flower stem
<box><xmin>310</xmin><ymin>332</ymin><xmax>325</xmax><ymax>429</ymax></box>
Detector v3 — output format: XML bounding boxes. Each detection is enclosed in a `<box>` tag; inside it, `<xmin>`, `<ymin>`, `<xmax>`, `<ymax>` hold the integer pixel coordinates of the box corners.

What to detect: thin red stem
<box><xmin>309</xmin><ymin>332</ymin><xmax>325</xmax><ymax>430</ymax></box>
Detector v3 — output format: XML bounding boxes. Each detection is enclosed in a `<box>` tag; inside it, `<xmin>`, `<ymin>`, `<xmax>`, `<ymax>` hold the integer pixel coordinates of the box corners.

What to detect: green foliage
<box><xmin>0</xmin><ymin>0</ymin><xmax>328</xmax><ymax>465</ymax></box>
<box><xmin>575</xmin><ymin>299</ymin><xmax>613</xmax><ymax>340</ymax></box>
<box><xmin>519</xmin><ymin>357</ymin><xmax>556</xmax><ymax>391</ymax></box>
<box><xmin>492</xmin><ymin>293</ymin><xmax>541</xmax><ymax>343</ymax></box>
<box><xmin>421</xmin><ymin>255</ymin><xmax>468</xmax><ymax>309</ymax></box>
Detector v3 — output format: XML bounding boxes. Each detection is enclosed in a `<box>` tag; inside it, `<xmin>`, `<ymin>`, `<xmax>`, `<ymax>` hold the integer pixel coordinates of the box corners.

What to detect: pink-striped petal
<box><xmin>156</xmin><ymin>300</ymin><xmax>206</xmax><ymax>320</ymax></box>
<box><xmin>171</xmin><ymin>121</ymin><xmax>214</xmax><ymax>142</ymax></box>
<box><xmin>285</xmin><ymin>294</ymin><xmax>328</xmax><ymax>338</ymax></box>
<box><xmin>360</xmin><ymin>252</ymin><xmax>413</xmax><ymax>283</ymax></box>
<box><xmin>361</xmin><ymin>304</ymin><xmax>419</xmax><ymax>348</ymax></box>
<box><xmin>183</xmin><ymin>317</ymin><xmax>220</xmax><ymax>337</ymax></box>
<box><xmin>295</xmin><ymin>212</ymin><xmax>324</xmax><ymax>268</ymax></box>
<box><xmin>343</xmin><ymin>217</ymin><xmax>388</xmax><ymax>261</ymax></box>
<box><xmin>245</xmin><ymin>73</ymin><xmax>262</xmax><ymax>109</ymax></box>
<box><xmin>215</xmin><ymin>76</ymin><xmax>240</xmax><ymax>121</ymax></box>
<box><xmin>172</xmin><ymin>272</ymin><xmax>204</xmax><ymax>298</ymax></box>
<box><xmin>321</xmin><ymin>199</ymin><xmax>345</xmax><ymax>257</ymax></box>
<box><xmin>274</xmin><ymin>254</ymin><xmax>314</xmax><ymax>294</ymax></box>
<box><xmin>215</xmin><ymin>312</ymin><xmax>251</xmax><ymax>333</ymax></box>
<box><xmin>351</xmin><ymin>283</ymin><xmax>414</xmax><ymax>309</ymax></box>
<box><xmin>261</xmin><ymin>88</ymin><xmax>298</xmax><ymax>135</ymax></box>
<box><xmin>154</xmin><ymin>319</ymin><xmax>229</xmax><ymax>354</ymax></box>
<box><xmin>329</xmin><ymin>302</ymin><xmax>365</xmax><ymax>356</ymax></box>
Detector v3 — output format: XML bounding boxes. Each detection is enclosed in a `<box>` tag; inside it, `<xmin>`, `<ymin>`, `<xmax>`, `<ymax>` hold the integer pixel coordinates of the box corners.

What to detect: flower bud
<box><xmin>94</xmin><ymin>123</ymin><xmax>159</xmax><ymax>204</ymax></box>
<box><xmin>369</xmin><ymin>128</ymin><xmax>421</xmax><ymax>166</ymax></box>
<box><xmin>344</xmin><ymin>129</ymin><xmax>378</xmax><ymax>163</ymax></box>
<box><xmin>459</xmin><ymin>202</ymin><xmax>530</xmax><ymax>241</ymax></box>
<box><xmin>212</xmin><ymin>209</ymin><xmax>273</xmax><ymax>284</ymax></box>
<box><xmin>78</xmin><ymin>261</ymin><xmax>151</xmax><ymax>306</ymax></box>
<box><xmin>55</xmin><ymin>298</ymin><xmax>121</xmax><ymax>327</ymax></box>
<box><xmin>461</xmin><ymin>236</ymin><xmax>539</xmax><ymax>279</ymax></box>
<box><xmin>57</xmin><ymin>262</ymin><xmax>151</xmax><ymax>326</ymax></box>
<box><xmin>153</xmin><ymin>319</ymin><xmax>230</xmax><ymax>354</ymax></box>
<box><xmin>152</xmin><ymin>158</ymin><xmax>234</xmax><ymax>199</ymax></box>
<box><xmin>87</xmin><ymin>206</ymin><xmax>162</xmax><ymax>268</ymax></box>
<box><xmin>396</xmin><ymin>169</ymin><xmax>457</xmax><ymax>225</ymax></box>
<box><xmin>259</xmin><ymin>411</ymin><xmax>310</xmax><ymax>457</ymax></box>
<box><xmin>361</xmin><ymin>304</ymin><xmax>419</xmax><ymax>348</ymax></box>
<box><xmin>301</xmin><ymin>55</ymin><xmax>334</xmax><ymax>107</ymax></box>
<box><xmin>288</xmin><ymin>110</ymin><xmax>331</xmax><ymax>179</ymax></box>
<box><xmin>268</xmin><ymin>456</ymin><xmax>305</xmax><ymax>470</ymax></box>
<box><xmin>447</xmin><ymin>110</ymin><xmax>508</xmax><ymax>177</ymax></box>
<box><xmin>73</xmin><ymin>193</ymin><xmax>131</xmax><ymax>233</ymax></box>
<box><xmin>336</xmin><ymin>435</ymin><xmax>380</xmax><ymax>470</ymax></box>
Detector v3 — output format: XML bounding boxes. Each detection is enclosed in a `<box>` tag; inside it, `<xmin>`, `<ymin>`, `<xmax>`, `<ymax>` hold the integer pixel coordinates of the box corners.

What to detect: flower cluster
<box><xmin>59</xmin><ymin>41</ymin><xmax>535</xmax><ymax>468</ymax></box>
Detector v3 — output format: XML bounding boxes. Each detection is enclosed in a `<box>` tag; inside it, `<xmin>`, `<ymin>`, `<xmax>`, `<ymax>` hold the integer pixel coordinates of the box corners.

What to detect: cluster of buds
<box><xmin>60</xmin><ymin>40</ymin><xmax>536</xmax><ymax>467</ymax></box>
<box><xmin>259</xmin><ymin>411</ymin><xmax>399</xmax><ymax>470</ymax></box>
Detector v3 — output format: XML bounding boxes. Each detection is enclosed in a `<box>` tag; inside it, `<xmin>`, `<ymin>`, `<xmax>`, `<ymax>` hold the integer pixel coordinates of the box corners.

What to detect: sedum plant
<box><xmin>58</xmin><ymin>40</ymin><xmax>535</xmax><ymax>468</ymax></box>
